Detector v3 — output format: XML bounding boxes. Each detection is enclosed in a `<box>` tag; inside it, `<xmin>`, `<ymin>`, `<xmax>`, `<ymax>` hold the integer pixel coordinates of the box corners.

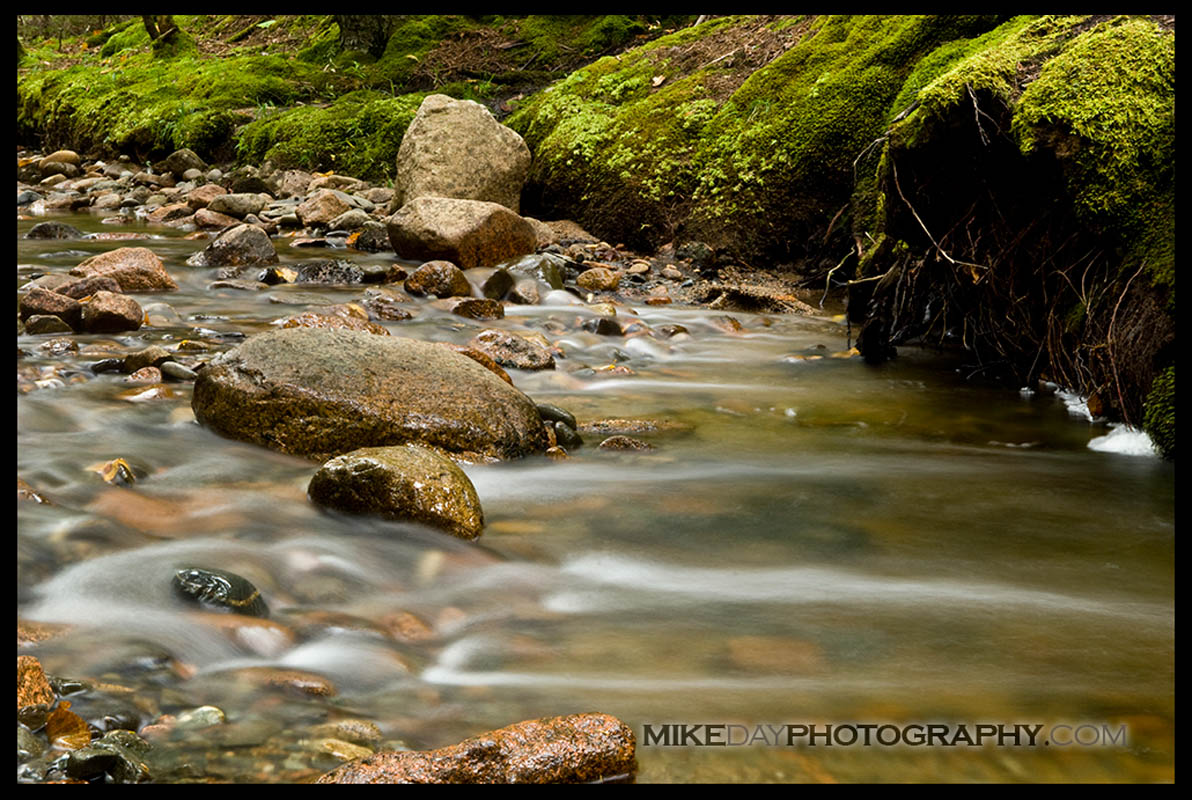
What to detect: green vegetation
<box><xmin>1143</xmin><ymin>366</ymin><xmax>1176</xmax><ymax>459</ymax></box>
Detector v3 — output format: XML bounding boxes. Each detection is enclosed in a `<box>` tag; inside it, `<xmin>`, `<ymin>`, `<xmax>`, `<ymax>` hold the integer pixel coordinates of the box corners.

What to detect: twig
<box><xmin>890</xmin><ymin>158</ymin><xmax>989</xmax><ymax>275</ymax></box>
<box><xmin>966</xmin><ymin>84</ymin><xmax>990</xmax><ymax>146</ymax></box>
<box><xmin>1106</xmin><ymin>260</ymin><xmax>1146</xmax><ymax>425</ymax></box>
<box><xmin>820</xmin><ymin>249</ymin><xmax>854</xmax><ymax>308</ymax></box>
<box><xmin>699</xmin><ymin>48</ymin><xmax>741</xmax><ymax>70</ymax></box>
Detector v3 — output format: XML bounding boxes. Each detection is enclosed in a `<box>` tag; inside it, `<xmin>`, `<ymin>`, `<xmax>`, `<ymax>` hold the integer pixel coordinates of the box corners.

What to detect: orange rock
<box><xmin>17</xmin><ymin>655</ymin><xmax>55</xmax><ymax>710</ymax></box>
<box><xmin>317</xmin><ymin>713</ymin><xmax>637</xmax><ymax>784</ymax></box>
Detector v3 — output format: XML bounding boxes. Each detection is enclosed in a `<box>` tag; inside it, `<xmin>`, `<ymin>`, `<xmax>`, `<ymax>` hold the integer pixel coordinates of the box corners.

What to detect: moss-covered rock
<box><xmin>1143</xmin><ymin>366</ymin><xmax>1175</xmax><ymax>460</ymax></box>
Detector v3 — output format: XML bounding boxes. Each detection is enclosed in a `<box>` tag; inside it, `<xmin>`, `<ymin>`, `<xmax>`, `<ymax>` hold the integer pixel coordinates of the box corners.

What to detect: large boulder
<box><xmin>69</xmin><ymin>247</ymin><xmax>178</xmax><ymax>293</ymax></box>
<box><xmin>390</xmin><ymin>94</ymin><xmax>532</xmax><ymax>214</ymax></box>
<box><xmin>316</xmin><ymin>713</ymin><xmax>637</xmax><ymax>784</ymax></box>
<box><xmin>387</xmin><ymin>197</ymin><xmax>536</xmax><ymax>270</ymax></box>
<box><xmin>191</xmin><ymin>328</ymin><xmax>549</xmax><ymax>461</ymax></box>
<box><xmin>308</xmin><ymin>444</ymin><xmax>485</xmax><ymax>539</ymax></box>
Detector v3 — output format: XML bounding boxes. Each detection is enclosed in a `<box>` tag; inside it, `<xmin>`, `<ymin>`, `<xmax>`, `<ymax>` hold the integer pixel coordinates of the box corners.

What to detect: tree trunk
<box><xmin>333</xmin><ymin>15</ymin><xmax>400</xmax><ymax>59</ymax></box>
<box><xmin>142</xmin><ymin>15</ymin><xmax>177</xmax><ymax>41</ymax></box>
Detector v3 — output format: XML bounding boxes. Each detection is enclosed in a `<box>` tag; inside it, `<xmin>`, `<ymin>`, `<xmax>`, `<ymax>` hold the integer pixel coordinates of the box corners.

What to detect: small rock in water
<box><xmin>317</xmin><ymin>713</ymin><xmax>637</xmax><ymax>784</ymax></box>
<box><xmin>467</xmin><ymin>329</ymin><xmax>555</xmax><ymax>370</ymax></box>
<box><xmin>172</xmin><ymin>567</ymin><xmax>269</xmax><ymax>617</ymax></box>
<box><xmin>597</xmin><ymin>435</ymin><xmax>655</xmax><ymax>452</ymax></box>
<box><xmin>404</xmin><ymin>260</ymin><xmax>472</xmax><ymax>297</ymax></box>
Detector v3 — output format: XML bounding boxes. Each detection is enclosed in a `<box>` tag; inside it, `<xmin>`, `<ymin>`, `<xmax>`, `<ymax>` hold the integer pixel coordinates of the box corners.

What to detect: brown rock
<box><xmin>22</xmin><ymin>315</ymin><xmax>75</xmax><ymax>335</ymax></box>
<box><xmin>297</xmin><ymin>189</ymin><xmax>354</xmax><ymax>227</ymax></box>
<box><xmin>438</xmin><ymin>344</ymin><xmax>513</xmax><ymax>384</ymax></box>
<box><xmin>69</xmin><ymin>247</ymin><xmax>178</xmax><ymax>293</ymax></box>
<box><xmin>467</xmin><ymin>329</ymin><xmax>555</xmax><ymax>371</ymax></box>
<box><xmin>79</xmin><ymin>291</ymin><xmax>143</xmax><ymax>333</ymax></box>
<box><xmin>431</xmin><ymin>297</ymin><xmax>505</xmax><ymax>320</ymax></box>
<box><xmin>597</xmin><ymin>435</ymin><xmax>655</xmax><ymax>452</ymax></box>
<box><xmin>18</xmin><ymin>287</ymin><xmax>82</xmax><ymax>329</ymax></box>
<box><xmin>387</xmin><ymin>197</ymin><xmax>536</xmax><ymax>270</ymax></box>
<box><xmin>193</xmin><ymin>207</ymin><xmax>241</xmax><ymax>229</ymax></box>
<box><xmin>308</xmin><ymin>444</ymin><xmax>486</xmax><ymax>539</ymax></box>
<box><xmin>279</xmin><ymin>312</ymin><xmax>390</xmax><ymax>336</ymax></box>
<box><xmin>185</xmin><ymin>223</ymin><xmax>278</xmax><ymax>268</ymax></box>
<box><xmin>222</xmin><ymin>667</ymin><xmax>337</xmax><ymax>697</ymax></box>
<box><xmin>18</xmin><ymin>655</ymin><xmax>56</xmax><ymax>710</ymax></box>
<box><xmin>56</xmin><ymin>275</ymin><xmax>123</xmax><ymax>300</ymax></box>
<box><xmin>191</xmin><ymin>328</ymin><xmax>549</xmax><ymax>461</ymax></box>
<box><xmin>18</xmin><ymin>619</ymin><xmax>71</xmax><ymax>647</ymax></box>
<box><xmin>361</xmin><ymin>288</ymin><xmax>414</xmax><ymax>321</ymax></box>
<box><xmin>317</xmin><ymin>713</ymin><xmax>636</xmax><ymax>784</ymax></box>
<box><xmin>576</xmin><ymin>268</ymin><xmax>620</xmax><ymax>292</ymax></box>
<box><xmin>404</xmin><ymin>260</ymin><xmax>472</xmax><ymax>298</ymax></box>
<box><xmin>145</xmin><ymin>202</ymin><xmax>193</xmax><ymax>224</ymax></box>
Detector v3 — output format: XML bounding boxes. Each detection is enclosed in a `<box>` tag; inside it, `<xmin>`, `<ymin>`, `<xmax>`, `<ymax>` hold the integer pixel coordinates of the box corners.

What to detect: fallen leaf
<box><xmin>47</xmin><ymin>701</ymin><xmax>92</xmax><ymax>750</ymax></box>
<box><xmin>652</xmin><ymin>75</ymin><xmax>666</xmax><ymax>87</ymax></box>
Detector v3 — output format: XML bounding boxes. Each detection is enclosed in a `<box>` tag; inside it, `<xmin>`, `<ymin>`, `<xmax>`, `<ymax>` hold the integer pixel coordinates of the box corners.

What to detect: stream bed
<box><xmin>17</xmin><ymin>211</ymin><xmax>1175</xmax><ymax>783</ymax></box>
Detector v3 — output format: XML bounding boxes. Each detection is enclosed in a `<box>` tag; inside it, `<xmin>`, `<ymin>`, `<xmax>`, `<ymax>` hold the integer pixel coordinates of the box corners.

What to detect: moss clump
<box><xmin>99</xmin><ymin>21</ymin><xmax>149</xmax><ymax>57</ymax></box>
<box><xmin>1143</xmin><ymin>365</ymin><xmax>1175</xmax><ymax>459</ymax></box>
<box><xmin>236</xmin><ymin>91</ymin><xmax>427</xmax><ymax>182</ymax></box>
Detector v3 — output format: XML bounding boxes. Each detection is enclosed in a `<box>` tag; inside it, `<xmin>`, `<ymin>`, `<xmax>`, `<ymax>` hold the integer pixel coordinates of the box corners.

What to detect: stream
<box><xmin>17</xmin><ymin>211</ymin><xmax>1175</xmax><ymax>783</ymax></box>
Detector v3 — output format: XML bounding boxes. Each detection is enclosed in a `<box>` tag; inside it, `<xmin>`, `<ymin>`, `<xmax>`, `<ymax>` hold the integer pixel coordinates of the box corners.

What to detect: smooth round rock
<box><xmin>308</xmin><ymin>444</ymin><xmax>485</xmax><ymax>539</ymax></box>
<box><xmin>191</xmin><ymin>328</ymin><xmax>549</xmax><ymax>461</ymax></box>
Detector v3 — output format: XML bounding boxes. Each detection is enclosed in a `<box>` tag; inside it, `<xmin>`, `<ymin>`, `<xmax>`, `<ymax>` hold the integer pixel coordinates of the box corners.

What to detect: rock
<box><xmin>219</xmin><ymin>667</ymin><xmax>337</xmax><ymax>698</ymax></box>
<box><xmin>431</xmin><ymin>297</ymin><xmax>505</xmax><ymax>320</ymax></box>
<box><xmin>404</xmin><ymin>260</ymin><xmax>472</xmax><ymax>297</ymax></box>
<box><xmin>207</xmin><ymin>192</ymin><xmax>267</xmax><ymax>219</ymax></box>
<box><xmin>467</xmin><ymin>330</ymin><xmax>555</xmax><ymax>370</ymax></box>
<box><xmin>193</xmin><ymin>207</ymin><xmax>241</xmax><ymax>229</ymax></box>
<box><xmin>40</xmin><ymin>149</ymin><xmax>81</xmax><ymax>169</ymax></box>
<box><xmin>308</xmin><ymin>444</ymin><xmax>485</xmax><ymax>539</ymax></box>
<box><xmin>391</xmin><ymin>93</ymin><xmax>531</xmax><ymax>214</ymax></box>
<box><xmin>277</xmin><ymin>169</ymin><xmax>313</xmax><ymax>198</ymax></box>
<box><xmin>597</xmin><ymin>435</ymin><xmax>654</xmax><ymax>451</ymax></box>
<box><xmin>439</xmin><ymin>344</ymin><xmax>513</xmax><ymax>384</ymax></box>
<box><xmin>309</xmin><ymin>720</ymin><xmax>383</xmax><ymax>747</ymax></box>
<box><xmin>24</xmin><ymin>220</ymin><xmax>82</xmax><ymax>239</ymax></box>
<box><xmin>191</xmin><ymin>328</ymin><xmax>549</xmax><ymax>461</ymax></box>
<box><xmin>160</xmin><ymin>361</ymin><xmax>198</xmax><ymax>381</ymax></box>
<box><xmin>17</xmin><ymin>656</ymin><xmax>55</xmax><ymax>710</ymax></box>
<box><xmin>185</xmin><ymin>223</ymin><xmax>278</xmax><ymax>267</ymax></box>
<box><xmin>295</xmin><ymin>259</ymin><xmax>365</xmax><ymax>285</ymax></box>
<box><xmin>145</xmin><ymin>202</ymin><xmax>193</xmax><ymax>224</ymax></box>
<box><xmin>472</xmin><ymin>267</ymin><xmax>514</xmax><ymax>300</ymax></box>
<box><xmin>578</xmin><ymin>418</ymin><xmax>692</xmax><ymax>436</ymax></box>
<box><xmin>56</xmin><ymin>275</ymin><xmax>124</xmax><ymax>299</ymax></box>
<box><xmin>317</xmin><ymin>713</ymin><xmax>637</xmax><ymax>784</ymax></box>
<box><xmin>507</xmin><ymin>278</ymin><xmax>540</xmax><ymax>305</ymax></box>
<box><xmin>297</xmin><ymin>189</ymin><xmax>354</xmax><ymax>227</ymax></box>
<box><xmin>22</xmin><ymin>315</ymin><xmax>75</xmax><ymax>335</ymax></box>
<box><xmin>69</xmin><ymin>247</ymin><xmax>178</xmax><ymax>293</ymax></box>
<box><xmin>361</xmin><ymin>288</ymin><xmax>414</xmax><ymax>321</ymax></box>
<box><xmin>327</xmin><ymin>208</ymin><xmax>372</xmax><ymax>230</ymax></box>
<box><xmin>65</xmin><ymin>739</ymin><xmax>150</xmax><ymax>783</ymax></box>
<box><xmin>349</xmin><ymin>221</ymin><xmax>392</xmax><ymax>253</ymax></box>
<box><xmin>173</xmin><ymin>567</ymin><xmax>269</xmax><ymax>617</ymax></box>
<box><xmin>279</xmin><ymin>312</ymin><xmax>389</xmax><ymax>336</ymax></box>
<box><xmin>123</xmin><ymin>345</ymin><xmax>172</xmax><ymax>373</ymax></box>
<box><xmin>158</xmin><ymin>148</ymin><xmax>207</xmax><ymax>176</ymax></box>
<box><xmin>577</xmin><ymin>267</ymin><xmax>620</xmax><ymax>292</ymax></box>
<box><xmin>187</xmin><ymin>183</ymin><xmax>228</xmax><ymax>210</ymax></box>
<box><xmin>174</xmin><ymin>705</ymin><xmax>226</xmax><ymax>730</ymax></box>
<box><xmin>309</xmin><ymin>174</ymin><xmax>367</xmax><ymax>193</ymax></box>
<box><xmin>18</xmin><ymin>287</ymin><xmax>82</xmax><ymax>329</ymax></box>
<box><xmin>387</xmin><ymin>197</ymin><xmax>537</xmax><ymax>270</ymax></box>
<box><xmin>79</xmin><ymin>291</ymin><xmax>144</xmax><ymax>333</ymax></box>
<box><xmin>554</xmin><ymin>422</ymin><xmax>583</xmax><ymax>449</ymax></box>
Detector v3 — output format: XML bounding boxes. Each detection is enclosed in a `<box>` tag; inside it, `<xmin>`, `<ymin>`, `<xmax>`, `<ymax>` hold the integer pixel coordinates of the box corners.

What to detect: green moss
<box><xmin>1142</xmin><ymin>365</ymin><xmax>1175</xmax><ymax>459</ymax></box>
<box><xmin>100</xmin><ymin>21</ymin><xmax>149</xmax><ymax>57</ymax></box>
<box><xmin>236</xmin><ymin>91</ymin><xmax>426</xmax><ymax>182</ymax></box>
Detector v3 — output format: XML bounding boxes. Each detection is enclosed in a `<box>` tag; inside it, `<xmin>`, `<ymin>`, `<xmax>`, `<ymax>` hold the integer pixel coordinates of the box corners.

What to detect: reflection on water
<box><xmin>17</xmin><ymin>214</ymin><xmax>1174</xmax><ymax>782</ymax></box>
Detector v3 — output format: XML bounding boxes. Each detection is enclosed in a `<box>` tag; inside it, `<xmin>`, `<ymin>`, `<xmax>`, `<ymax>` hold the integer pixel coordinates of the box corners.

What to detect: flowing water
<box><xmin>17</xmin><ymin>212</ymin><xmax>1175</xmax><ymax>783</ymax></box>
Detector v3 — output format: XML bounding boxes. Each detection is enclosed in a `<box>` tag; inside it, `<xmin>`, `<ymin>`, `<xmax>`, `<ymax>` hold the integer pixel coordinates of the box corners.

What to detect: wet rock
<box><xmin>17</xmin><ymin>189</ymin><xmax>42</xmax><ymax>205</ymax></box>
<box><xmin>328</xmin><ymin>208</ymin><xmax>372</xmax><ymax>231</ymax></box>
<box><xmin>221</xmin><ymin>667</ymin><xmax>338</xmax><ymax>698</ymax></box>
<box><xmin>316</xmin><ymin>712</ymin><xmax>636</xmax><ymax>784</ymax></box>
<box><xmin>297</xmin><ymin>189</ymin><xmax>354</xmax><ymax>227</ymax></box>
<box><xmin>467</xmin><ymin>329</ymin><xmax>555</xmax><ymax>370</ymax></box>
<box><xmin>405</xmin><ymin>260</ymin><xmax>472</xmax><ymax>297</ymax></box>
<box><xmin>40</xmin><ymin>149</ymin><xmax>81</xmax><ymax>170</ymax></box>
<box><xmin>191</xmin><ymin>612</ymin><xmax>296</xmax><ymax>656</ymax></box>
<box><xmin>350</xmin><ymin>220</ymin><xmax>392</xmax><ymax>252</ymax></box>
<box><xmin>193</xmin><ymin>207</ymin><xmax>241</xmax><ymax>229</ymax></box>
<box><xmin>207</xmin><ymin>192</ymin><xmax>267</xmax><ymax>219</ymax></box>
<box><xmin>579</xmin><ymin>418</ymin><xmax>692</xmax><ymax>436</ymax></box>
<box><xmin>25</xmin><ymin>220</ymin><xmax>82</xmax><ymax>239</ymax></box>
<box><xmin>174</xmin><ymin>705</ymin><xmax>227</xmax><ymax>730</ymax></box>
<box><xmin>597</xmin><ymin>435</ymin><xmax>655</xmax><ymax>451</ymax></box>
<box><xmin>18</xmin><ymin>287</ymin><xmax>81</xmax><ymax>329</ymax></box>
<box><xmin>508</xmin><ymin>279</ymin><xmax>540</xmax><ymax>305</ymax></box>
<box><xmin>391</xmin><ymin>93</ymin><xmax>531</xmax><ymax>214</ymax></box>
<box><xmin>160</xmin><ymin>361</ymin><xmax>198</xmax><ymax>381</ymax></box>
<box><xmin>186</xmin><ymin>183</ymin><xmax>227</xmax><ymax>211</ymax></box>
<box><xmin>361</xmin><ymin>288</ymin><xmax>414</xmax><ymax>321</ymax></box>
<box><xmin>145</xmin><ymin>202</ymin><xmax>193</xmax><ymax>224</ymax></box>
<box><xmin>295</xmin><ymin>259</ymin><xmax>365</xmax><ymax>285</ymax></box>
<box><xmin>431</xmin><ymin>297</ymin><xmax>505</xmax><ymax>320</ymax></box>
<box><xmin>69</xmin><ymin>247</ymin><xmax>178</xmax><ymax>293</ymax></box>
<box><xmin>311</xmin><ymin>737</ymin><xmax>375</xmax><ymax>762</ymax></box>
<box><xmin>56</xmin><ymin>274</ymin><xmax>123</xmax><ymax>300</ymax></box>
<box><xmin>17</xmin><ymin>724</ymin><xmax>45</xmax><ymax>761</ymax></box>
<box><xmin>23</xmin><ymin>314</ymin><xmax>75</xmax><ymax>336</ymax></box>
<box><xmin>387</xmin><ymin>197</ymin><xmax>537</xmax><ymax>270</ymax></box>
<box><xmin>191</xmin><ymin>328</ymin><xmax>549</xmax><ymax>461</ymax></box>
<box><xmin>173</xmin><ymin>567</ymin><xmax>269</xmax><ymax>617</ymax></box>
<box><xmin>185</xmin><ymin>223</ymin><xmax>278</xmax><ymax>268</ymax></box>
<box><xmin>79</xmin><ymin>291</ymin><xmax>143</xmax><ymax>334</ymax></box>
<box><xmin>279</xmin><ymin>311</ymin><xmax>389</xmax><ymax>336</ymax></box>
<box><xmin>576</xmin><ymin>267</ymin><xmax>620</xmax><ymax>292</ymax></box>
<box><xmin>124</xmin><ymin>345</ymin><xmax>172</xmax><ymax>373</ymax></box>
<box><xmin>126</xmin><ymin>366</ymin><xmax>162</xmax><ymax>383</ymax></box>
<box><xmin>554</xmin><ymin>422</ymin><xmax>583</xmax><ymax>450</ymax></box>
<box><xmin>507</xmin><ymin>253</ymin><xmax>567</xmax><ymax>289</ymax></box>
<box><xmin>309</xmin><ymin>720</ymin><xmax>383</xmax><ymax>747</ymax></box>
<box><xmin>308</xmin><ymin>444</ymin><xmax>485</xmax><ymax>539</ymax></box>
<box><xmin>536</xmin><ymin>403</ymin><xmax>577</xmax><ymax>430</ymax></box>
<box><xmin>583</xmin><ymin>317</ymin><xmax>623</xmax><ymax>337</ymax></box>
<box><xmin>17</xmin><ymin>655</ymin><xmax>56</xmax><ymax>710</ymax></box>
<box><xmin>65</xmin><ymin>739</ymin><xmax>150</xmax><ymax>784</ymax></box>
<box><xmin>438</xmin><ymin>344</ymin><xmax>513</xmax><ymax>384</ymax></box>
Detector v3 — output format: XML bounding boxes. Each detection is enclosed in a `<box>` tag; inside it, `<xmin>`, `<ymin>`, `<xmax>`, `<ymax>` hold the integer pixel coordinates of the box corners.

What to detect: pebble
<box><xmin>174</xmin><ymin>705</ymin><xmax>227</xmax><ymax>731</ymax></box>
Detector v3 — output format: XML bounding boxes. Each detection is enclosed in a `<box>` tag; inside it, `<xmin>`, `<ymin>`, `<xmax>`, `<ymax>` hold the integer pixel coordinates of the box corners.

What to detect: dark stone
<box><xmin>25</xmin><ymin>221</ymin><xmax>83</xmax><ymax>239</ymax></box>
<box><xmin>18</xmin><ymin>287</ymin><xmax>82</xmax><ymax>329</ymax></box>
<box><xmin>56</xmin><ymin>275</ymin><xmax>124</xmax><ymax>299</ymax></box>
<box><xmin>295</xmin><ymin>259</ymin><xmax>365</xmax><ymax>285</ymax></box>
